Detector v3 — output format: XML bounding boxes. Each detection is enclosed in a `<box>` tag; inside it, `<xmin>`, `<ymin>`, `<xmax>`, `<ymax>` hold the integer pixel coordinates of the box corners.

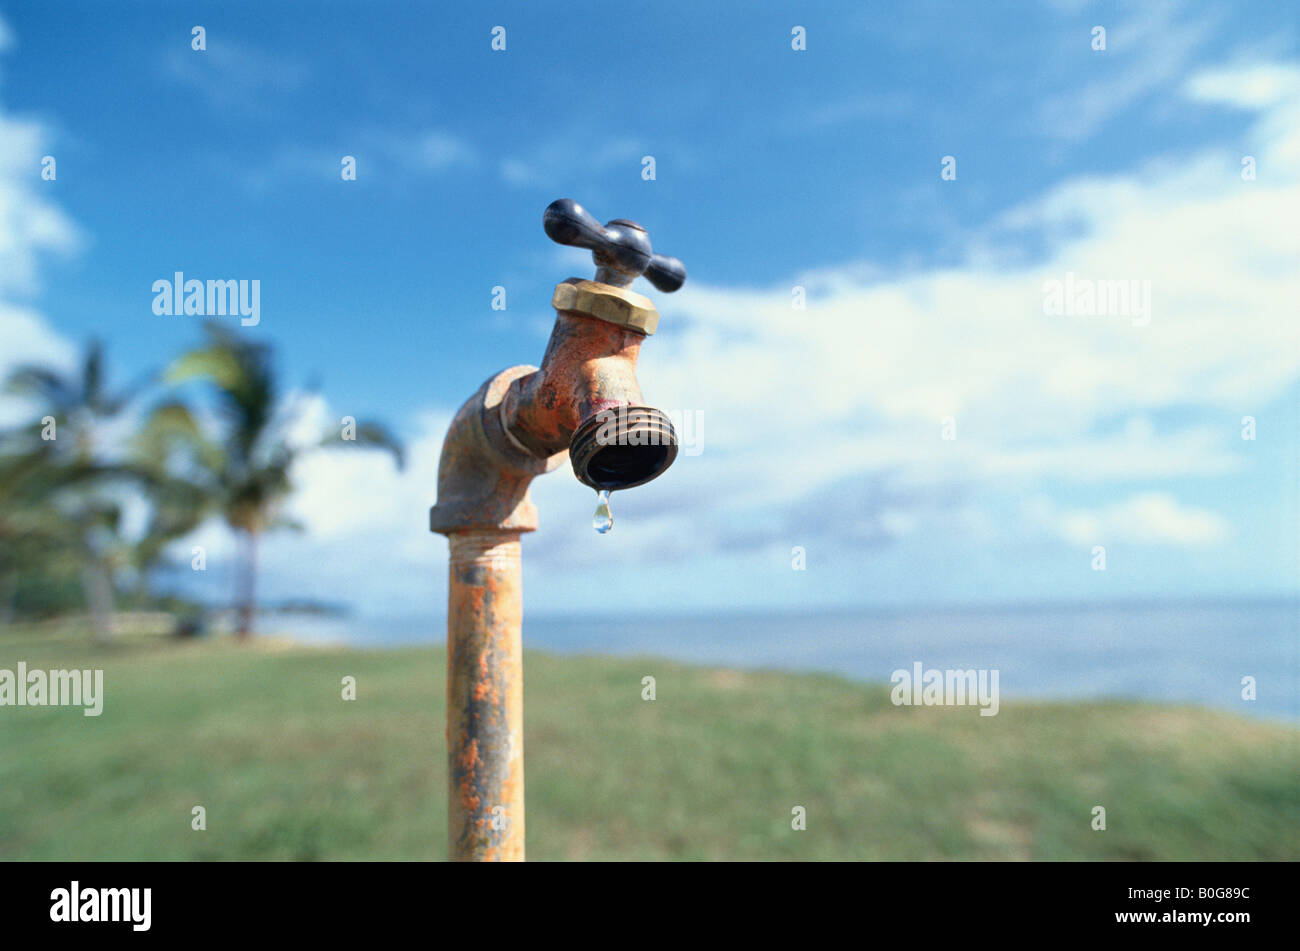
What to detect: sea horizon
<box><xmin>268</xmin><ymin>598</ymin><xmax>1299</xmax><ymax>722</ymax></box>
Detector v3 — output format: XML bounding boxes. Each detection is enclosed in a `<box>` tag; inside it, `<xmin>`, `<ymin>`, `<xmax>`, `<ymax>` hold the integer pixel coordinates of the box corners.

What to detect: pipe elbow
<box><xmin>429</xmin><ymin>366</ymin><xmax>563</xmax><ymax>535</ymax></box>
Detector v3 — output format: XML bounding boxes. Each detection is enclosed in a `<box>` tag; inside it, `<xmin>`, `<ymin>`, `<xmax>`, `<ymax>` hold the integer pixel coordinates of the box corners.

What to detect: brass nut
<box><xmin>552</xmin><ymin>279</ymin><xmax>659</xmax><ymax>335</ymax></box>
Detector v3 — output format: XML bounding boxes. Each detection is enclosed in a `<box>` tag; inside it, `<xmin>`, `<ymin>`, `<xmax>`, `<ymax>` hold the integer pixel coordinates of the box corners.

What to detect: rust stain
<box><xmin>457</xmin><ymin>738</ymin><xmax>481</xmax><ymax>771</ymax></box>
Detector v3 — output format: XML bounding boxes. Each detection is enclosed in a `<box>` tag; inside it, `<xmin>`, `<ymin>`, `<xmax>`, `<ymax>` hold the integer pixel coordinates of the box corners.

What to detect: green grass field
<box><xmin>1</xmin><ymin>631</ymin><xmax>1296</xmax><ymax>861</ymax></box>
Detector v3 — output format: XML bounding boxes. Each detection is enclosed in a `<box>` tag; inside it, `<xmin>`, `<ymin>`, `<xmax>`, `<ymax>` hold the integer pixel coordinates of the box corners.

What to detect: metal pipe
<box><xmin>446</xmin><ymin>530</ymin><xmax>525</xmax><ymax>861</ymax></box>
<box><xmin>430</xmin><ymin>199</ymin><xmax>685</xmax><ymax>862</ymax></box>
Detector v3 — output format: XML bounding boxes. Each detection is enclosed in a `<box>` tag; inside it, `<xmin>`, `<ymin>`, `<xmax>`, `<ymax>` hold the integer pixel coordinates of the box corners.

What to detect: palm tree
<box><xmin>127</xmin><ymin>411</ymin><xmax>218</xmax><ymax>603</ymax></box>
<box><xmin>146</xmin><ymin>322</ymin><xmax>403</xmax><ymax>638</ymax></box>
<box><xmin>2</xmin><ymin>340</ymin><xmax>141</xmax><ymax>639</ymax></box>
<box><xmin>0</xmin><ymin>434</ymin><xmax>76</xmax><ymax>625</ymax></box>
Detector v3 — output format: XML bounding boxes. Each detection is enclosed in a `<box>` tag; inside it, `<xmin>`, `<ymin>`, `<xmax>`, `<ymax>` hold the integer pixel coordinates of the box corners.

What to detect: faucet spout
<box><xmin>503</xmin><ymin>279</ymin><xmax>678</xmax><ymax>492</ymax></box>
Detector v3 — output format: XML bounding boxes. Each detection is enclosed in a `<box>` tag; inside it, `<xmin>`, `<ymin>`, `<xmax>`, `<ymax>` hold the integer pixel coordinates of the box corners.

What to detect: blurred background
<box><xmin>0</xmin><ymin>0</ymin><xmax>1296</xmax><ymax>860</ymax></box>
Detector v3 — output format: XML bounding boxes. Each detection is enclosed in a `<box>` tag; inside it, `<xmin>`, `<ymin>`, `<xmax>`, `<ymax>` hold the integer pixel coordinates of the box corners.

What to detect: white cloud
<box><xmin>284</xmin><ymin>398</ymin><xmax>444</xmax><ymax>548</ymax></box>
<box><xmin>1027</xmin><ymin>492</ymin><xmax>1230</xmax><ymax>547</ymax></box>
<box><xmin>0</xmin><ymin>117</ymin><xmax>81</xmax><ymax>295</ymax></box>
<box><xmin>1185</xmin><ymin>63</ymin><xmax>1300</xmax><ymax>109</ymax></box>
<box><xmin>633</xmin><ymin>60</ymin><xmax>1298</xmax><ymax>523</ymax></box>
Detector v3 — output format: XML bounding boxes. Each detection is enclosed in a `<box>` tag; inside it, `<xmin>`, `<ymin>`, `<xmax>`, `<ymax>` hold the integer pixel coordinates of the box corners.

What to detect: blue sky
<box><xmin>0</xmin><ymin>0</ymin><xmax>1296</xmax><ymax>617</ymax></box>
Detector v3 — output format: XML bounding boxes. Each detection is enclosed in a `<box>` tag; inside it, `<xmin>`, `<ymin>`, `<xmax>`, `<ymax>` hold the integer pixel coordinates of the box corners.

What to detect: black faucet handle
<box><xmin>644</xmin><ymin>253</ymin><xmax>686</xmax><ymax>294</ymax></box>
<box><xmin>543</xmin><ymin>198</ymin><xmax>686</xmax><ymax>293</ymax></box>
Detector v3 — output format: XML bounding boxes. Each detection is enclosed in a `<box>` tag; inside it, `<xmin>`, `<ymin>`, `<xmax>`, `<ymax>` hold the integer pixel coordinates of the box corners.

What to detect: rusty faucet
<box><xmin>429</xmin><ymin>199</ymin><xmax>686</xmax><ymax>861</ymax></box>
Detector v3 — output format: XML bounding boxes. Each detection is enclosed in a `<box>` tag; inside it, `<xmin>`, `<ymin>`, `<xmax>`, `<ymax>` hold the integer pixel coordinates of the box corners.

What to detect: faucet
<box><xmin>429</xmin><ymin>199</ymin><xmax>686</xmax><ymax>861</ymax></box>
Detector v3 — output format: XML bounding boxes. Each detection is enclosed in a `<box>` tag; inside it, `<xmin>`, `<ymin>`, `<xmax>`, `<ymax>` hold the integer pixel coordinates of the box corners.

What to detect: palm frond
<box><xmin>319</xmin><ymin>420</ymin><xmax>405</xmax><ymax>470</ymax></box>
<box><xmin>3</xmin><ymin>366</ymin><xmax>75</xmax><ymax>408</ymax></box>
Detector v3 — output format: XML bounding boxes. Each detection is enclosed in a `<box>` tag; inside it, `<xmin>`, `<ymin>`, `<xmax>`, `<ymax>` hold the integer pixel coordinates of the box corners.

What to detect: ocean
<box><xmin>270</xmin><ymin>600</ymin><xmax>1298</xmax><ymax>720</ymax></box>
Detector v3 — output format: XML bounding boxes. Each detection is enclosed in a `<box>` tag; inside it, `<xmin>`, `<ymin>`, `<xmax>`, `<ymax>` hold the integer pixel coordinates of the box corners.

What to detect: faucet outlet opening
<box><xmin>569</xmin><ymin>406</ymin><xmax>678</xmax><ymax>491</ymax></box>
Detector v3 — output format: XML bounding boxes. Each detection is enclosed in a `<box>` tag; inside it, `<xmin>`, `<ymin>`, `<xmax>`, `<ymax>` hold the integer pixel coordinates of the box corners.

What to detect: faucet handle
<box><xmin>543</xmin><ymin>198</ymin><xmax>686</xmax><ymax>293</ymax></box>
<box><xmin>644</xmin><ymin>250</ymin><xmax>687</xmax><ymax>295</ymax></box>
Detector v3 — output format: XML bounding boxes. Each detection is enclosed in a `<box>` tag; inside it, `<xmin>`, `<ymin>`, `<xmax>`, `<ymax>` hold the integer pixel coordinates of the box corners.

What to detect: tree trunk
<box><xmin>235</xmin><ymin>530</ymin><xmax>258</xmax><ymax>639</ymax></box>
<box><xmin>82</xmin><ymin>560</ymin><xmax>116</xmax><ymax>642</ymax></box>
<box><xmin>0</xmin><ymin>570</ymin><xmax>15</xmax><ymax>627</ymax></box>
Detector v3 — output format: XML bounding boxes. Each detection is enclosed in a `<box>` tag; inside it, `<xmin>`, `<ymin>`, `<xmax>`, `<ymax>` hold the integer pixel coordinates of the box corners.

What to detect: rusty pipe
<box><xmin>430</xmin><ymin>367</ymin><xmax>550</xmax><ymax>864</ymax></box>
<box><xmin>430</xmin><ymin>200</ymin><xmax>685</xmax><ymax>861</ymax></box>
<box><xmin>445</xmin><ymin>530</ymin><xmax>524</xmax><ymax>861</ymax></box>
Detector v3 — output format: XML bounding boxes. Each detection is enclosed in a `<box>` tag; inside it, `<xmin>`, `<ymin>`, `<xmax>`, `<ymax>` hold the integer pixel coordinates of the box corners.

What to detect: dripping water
<box><xmin>593</xmin><ymin>489</ymin><xmax>613</xmax><ymax>534</ymax></box>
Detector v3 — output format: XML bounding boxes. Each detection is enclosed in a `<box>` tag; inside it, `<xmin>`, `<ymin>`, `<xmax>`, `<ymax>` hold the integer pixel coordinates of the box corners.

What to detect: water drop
<box><xmin>593</xmin><ymin>489</ymin><xmax>613</xmax><ymax>534</ymax></box>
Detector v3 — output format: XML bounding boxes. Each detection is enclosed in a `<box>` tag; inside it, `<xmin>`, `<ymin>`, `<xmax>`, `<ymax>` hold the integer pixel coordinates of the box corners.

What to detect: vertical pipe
<box><xmin>446</xmin><ymin>530</ymin><xmax>525</xmax><ymax>861</ymax></box>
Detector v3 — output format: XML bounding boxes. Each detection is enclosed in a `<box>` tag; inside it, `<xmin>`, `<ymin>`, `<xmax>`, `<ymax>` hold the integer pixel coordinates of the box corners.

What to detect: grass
<box><xmin>1</xmin><ymin>630</ymin><xmax>1296</xmax><ymax>860</ymax></box>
